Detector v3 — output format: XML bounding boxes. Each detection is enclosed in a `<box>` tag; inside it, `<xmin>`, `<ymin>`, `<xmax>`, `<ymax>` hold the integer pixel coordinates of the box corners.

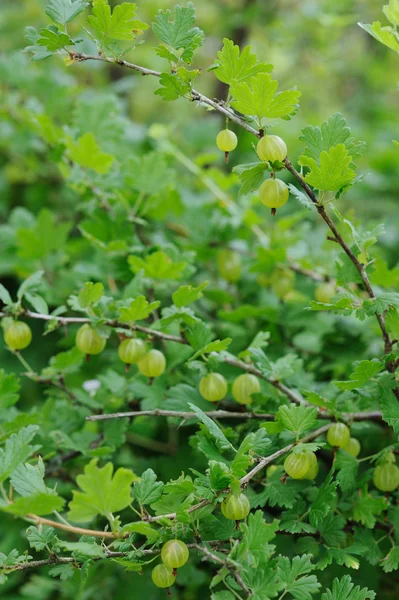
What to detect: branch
<box><xmin>284</xmin><ymin>159</ymin><xmax>392</xmax><ymax>355</ymax></box>
<box><xmin>191</xmin><ymin>543</ymin><xmax>251</xmax><ymax>597</ymax></box>
<box><xmin>86</xmin><ymin>408</ymin><xmax>382</xmax><ymax>423</ymax></box>
<box><xmin>26</xmin><ymin>514</ymin><xmax>118</xmax><ymax>539</ymax></box>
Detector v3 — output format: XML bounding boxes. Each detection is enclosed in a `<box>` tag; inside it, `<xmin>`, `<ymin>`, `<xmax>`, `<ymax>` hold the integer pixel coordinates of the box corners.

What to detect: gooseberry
<box><xmin>270</xmin><ymin>269</ymin><xmax>295</xmax><ymax>299</ymax></box>
<box><xmin>304</xmin><ymin>452</ymin><xmax>319</xmax><ymax>480</ymax></box>
<box><xmin>216</xmin><ymin>129</ymin><xmax>238</xmax><ymax>153</ymax></box>
<box><xmin>4</xmin><ymin>320</ymin><xmax>32</xmax><ymax>351</ymax></box>
<box><xmin>161</xmin><ymin>540</ymin><xmax>189</xmax><ymax>569</ymax></box>
<box><xmin>342</xmin><ymin>437</ymin><xmax>361</xmax><ymax>458</ymax></box>
<box><xmin>199</xmin><ymin>373</ymin><xmax>228</xmax><ymax>402</ymax></box>
<box><xmin>217</xmin><ymin>249</ymin><xmax>241</xmax><ymax>282</ymax></box>
<box><xmin>221</xmin><ymin>492</ymin><xmax>250</xmax><ymax>521</ymax></box>
<box><xmin>151</xmin><ymin>564</ymin><xmax>176</xmax><ymax>588</ymax></box>
<box><xmin>284</xmin><ymin>452</ymin><xmax>310</xmax><ymax>479</ymax></box>
<box><xmin>75</xmin><ymin>324</ymin><xmax>106</xmax><ymax>356</ymax></box>
<box><xmin>232</xmin><ymin>373</ymin><xmax>260</xmax><ymax>405</ymax></box>
<box><xmin>373</xmin><ymin>462</ymin><xmax>399</xmax><ymax>492</ymax></box>
<box><xmin>138</xmin><ymin>349</ymin><xmax>166</xmax><ymax>377</ymax></box>
<box><xmin>259</xmin><ymin>178</ymin><xmax>289</xmax><ymax>215</ymax></box>
<box><xmin>256</xmin><ymin>135</ymin><xmax>287</xmax><ymax>163</ymax></box>
<box><xmin>118</xmin><ymin>338</ymin><xmax>146</xmax><ymax>364</ymax></box>
<box><xmin>327</xmin><ymin>423</ymin><xmax>350</xmax><ymax>448</ymax></box>
<box><xmin>315</xmin><ymin>282</ymin><xmax>336</xmax><ymax>303</ymax></box>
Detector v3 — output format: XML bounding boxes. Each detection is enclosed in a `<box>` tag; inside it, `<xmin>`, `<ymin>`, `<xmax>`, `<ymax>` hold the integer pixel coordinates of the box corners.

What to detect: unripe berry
<box><xmin>256</xmin><ymin>135</ymin><xmax>287</xmax><ymax>163</ymax></box>
<box><xmin>327</xmin><ymin>423</ymin><xmax>350</xmax><ymax>448</ymax></box>
<box><xmin>342</xmin><ymin>437</ymin><xmax>361</xmax><ymax>458</ymax></box>
<box><xmin>259</xmin><ymin>178</ymin><xmax>289</xmax><ymax>213</ymax></box>
<box><xmin>216</xmin><ymin>129</ymin><xmax>238</xmax><ymax>153</ymax></box>
<box><xmin>284</xmin><ymin>452</ymin><xmax>310</xmax><ymax>479</ymax></box>
<box><xmin>151</xmin><ymin>564</ymin><xmax>175</xmax><ymax>588</ymax></box>
<box><xmin>373</xmin><ymin>462</ymin><xmax>399</xmax><ymax>492</ymax></box>
<box><xmin>138</xmin><ymin>349</ymin><xmax>166</xmax><ymax>377</ymax></box>
<box><xmin>221</xmin><ymin>492</ymin><xmax>250</xmax><ymax>520</ymax></box>
<box><xmin>199</xmin><ymin>373</ymin><xmax>228</xmax><ymax>402</ymax></box>
<box><xmin>118</xmin><ymin>338</ymin><xmax>146</xmax><ymax>364</ymax></box>
<box><xmin>232</xmin><ymin>373</ymin><xmax>260</xmax><ymax>405</ymax></box>
<box><xmin>217</xmin><ymin>249</ymin><xmax>241</xmax><ymax>282</ymax></box>
<box><xmin>161</xmin><ymin>540</ymin><xmax>189</xmax><ymax>569</ymax></box>
<box><xmin>4</xmin><ymin>321</ymin><xmax>32</xmax><ymax>351</ymax></box>
<box><xmin>304</xmin><ymin>452</ymin><xmax>319</xmax><ymax>480</ymax></box>
<box><xmin>266</xmin><ymin>464</ymin><xmax>279</xmax><ymax>477</ymax></box>
<box><xmin>270</xmin><ymin>269</ymin><xmax>295</xmax><ymax>299</ymax></box>
<box><xmin>315</xmin><ymin>282</ymin><xmax>336</xmax><ymax>303</ymax></box>
<box><xmin>75</xmin><ymin>324</ymin><xmax>106</xmax><ymax>356</ymax></box>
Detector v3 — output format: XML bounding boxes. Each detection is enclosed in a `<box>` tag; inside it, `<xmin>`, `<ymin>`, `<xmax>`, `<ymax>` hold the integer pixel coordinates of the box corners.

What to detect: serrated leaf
<box><xmin>277</xmin><ymin>554</ymin><xmax>321</xmax><ymax>600</ymax></box>
<box><xmin>88</xmin><ymin>0</ymin><xmax>148</xmax><ymax>47</ymax></box>
<box><xmin>230</xmin><ymin>73</ymin><xmax>301</xmax><ymax>123</ymax></box>
<box><xmin>358</xmin><ymin>21</ymin><xmax>399</xmax><ymax>52</ymax></box>
<box><xmin>45</xmin><ymin>0</ymin><xmax>89</xmax><ymax>26</ymax></box>
<box><xmin>212</xmin><ymin>38</ymin><xmax>272</xmax><ymax>85</ymax></box>
<box><xmin>277</xmin><ymin>405</ymin><xmax>318</xmax><ymax>437</ymax></box>
<box><xmin>321</xmin><ymin>574</ymin><xmax>376</xmax><ymax>600</ymax></box>
<box><xmin>0</xmin><ymin>426</ymin><xmax>40</xmax><ymax>483</ymax></box>
<box><xmin>380</xmin><ymin>387</ymin><xmax>399</xmax><ymax>434</ymax></box>
<box><xmin>78</xmin><ymin>282</ymin><xmax>104</xmax><ymax>308</ymax></box>
<box><xmin>126</xmin><ymin>152</ymin><xmax>174</xmax><ymax>194</ymax></box>
<box><xmin>352</xmin><ymin>488</ymin><xmax>387</xmax><ymax>528</ymax></box>
<box><xmin>0</xmin><ymin>370</ymin><xmax>20</xmax><ymax>408</ymax></box>
<box><xmin>65</xmin><ymin>133</ymin><xmax>114</xmax><ymax>174</ymax></box>
<box><xmin>188</xmin><ymin>403</ymin><xmax>235</xmax><ymax>452</ymax></box>
<box><xmin>133</xmin><ymin>468</ymin><xmax>164</xmax><ymax>506</ymax></box>
<box><xmin>334</xmin><ymin>450</ymin><xmax>358</xmax><ymax>492</ymax></box>
<box><xmin>209</xmin><ymin>461</ymin><xmax>231</xmax><ymax>491</ymax></box>
<box><xmin>118</xmin><ymin>295</ymin><xmax>160</xmax><ymax>323</ymax></box>
<box><xmin>17</xmin><ymin>270</ymin><xmax>44</xmax><ymax>301</ymax></box>
<box><xmin>299</xmin><ymin>144</ymin><xmax>356</xmax><ymax>192</ymax></box>
<box><xmin>128</xmin><ymin>251</ymin><xmax>186</xmax><ymax>280</ymax></box>
<box><xmin>172</xmin><ymin>282</ymin><xmax>208</xmax><ymax>307</ymax></box>
<box><xmin>233</xmin><ymin>162</ymin><xmax>267</xmax><ymax>195</ymax></box>
<box><xmin>68</xmin><ymin>459</ymin><xmax>137</xmax><ymax>522</ymax></box>
<box><xmin>190</xmin><ymin>337</ymin><xmax>232</xmax><ymax>361</ymax></box>
<box><xmin>309</xmin><ymin>475</ymin><xmax>337</xmax><ymax>528</ymax></box>
<box><xmin>152</xmin><ymin>4</ymin><xmax>204</xmax><ymax>64</ymax></box>
<box><xmin>333</xmin><ymin>359</ymin><xmax>383</xmax><ymax>391</ymax></box>
<box><xmin>26</xmin><ymin>526</ymin><xmax>58</xmax><ymax>551</ymax></box>
<box><xmin>237</xmin><ymin>511</ymin><xmax>278</xmax><ymax>567</ymax></box>
<box><xmin>37</xmin><ymin>25</ymin><xmax>75</xmax><ymax>51</ymax></box>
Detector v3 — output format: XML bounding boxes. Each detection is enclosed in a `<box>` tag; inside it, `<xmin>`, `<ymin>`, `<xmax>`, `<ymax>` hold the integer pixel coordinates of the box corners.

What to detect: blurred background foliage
<box><xmin>0</xmin><ymin>0</ymin><xmax>398</xmax><ymax>598</ymax></box>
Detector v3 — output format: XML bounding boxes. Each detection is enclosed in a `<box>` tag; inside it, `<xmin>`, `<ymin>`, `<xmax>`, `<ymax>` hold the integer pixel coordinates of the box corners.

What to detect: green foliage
<box><xmin>1</xmin><ymin>0</ymin><xmax>399</xmax><ymax>597</ymax></box>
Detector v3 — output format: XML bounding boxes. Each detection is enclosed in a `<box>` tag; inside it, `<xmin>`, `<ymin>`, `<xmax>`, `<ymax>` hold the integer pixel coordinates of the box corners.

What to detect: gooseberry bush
<box><xmin>0</xmin><ymin>0</ymin><xmax>399</xmax><ymax>598</ymax></box>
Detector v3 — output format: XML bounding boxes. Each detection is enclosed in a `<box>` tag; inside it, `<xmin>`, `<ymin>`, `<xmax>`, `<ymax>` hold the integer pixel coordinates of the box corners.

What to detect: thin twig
<box><xmin>192</xmin><ymin>543</ymin><xmax>251</xmax><ymax>597</ymax></box>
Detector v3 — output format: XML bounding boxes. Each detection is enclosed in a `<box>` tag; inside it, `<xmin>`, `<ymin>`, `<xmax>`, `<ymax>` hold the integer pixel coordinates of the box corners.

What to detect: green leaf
<box><xmin>299</xmin><ymin>113</ymin><xmax>366</xmax><ymax>163</ymax></box>
<box><xmin>0</xmin><ymin>370</ymin><xmax>20</xmax><ymax>408</ymax></box>
<box><xmin>133</xmin><ymin>468</ymin><xmax>164</xmax><ymax>506</ymax></box>
<box><xmin>121</xmin><ymin>521</ymin><xmax>160</xmax><ymax>542</ymax></box>
<box><xmin>37</xmin><ymin>26</ymin><xmax>75</xmax><ymax>51</ymax></box>
<box><xmin>230</xmin><ymin>73</ymin><xmax>301</xmax><ymax>123</ymax></box>
<box><xmin>277</xmin><ymin>554</ymin><xmax>321</xmax><ymax>600</ymax></box>
<box><xmin>17</xmin><ymin>270</ymin><xmax>44</xmax><ymax>301</ymax></box>
<box><xmin>128</xmin><ymin>251</ymin><xmax>186</xmax><ymax>280</ymax></box>
<box><xmin>252</xmin><ymin>475</ymin><xmax>301</xmax><ymax>509</ymax></box>
<box><xmin>45</xmin><ymin>0</ymin><xmax>89</xmax><ymax>26</ymax></box>
<box><xmin>352</xmin><ymin>488</ymin><xmax>388</xmax><ymax>528</ymax></box>
<box><xmin>237</xmin><ymin>511</ymin><xmax>278</xmax><ymax>567</ymax></box>
<box><xmin>188</xmin><ymin>403</ymin><xmax>235</xmax><ymax>452</ymax></box>
<box><xmin>88</xmin><ymin>0</ymin><xmax>148</xmax><ymax>47</ymax></box>
<box><xmin>10</xmin><ymin>458</ymin><xmax>57</xmax><ymax>498</ymax></box>
<box><xmin>0</xmin><ymin>284</ymin><xmax>13</xmax><ymax>306</ymax></box>
<box><xmin>118</xmin><ymin>296</ymin><xmax>160</xmax><ymax>323</ymax></box>
<box><xmin>309</xmin><ymin>475</ymin><xmax>338</xmax><ymax>528</ymax></box>
<box><xmin>212</xmin><ymin>38</ymin><xmax>272</xmax><ymax>85</ymax></box>
<box><xmin>233</xmin><ymin>162</ymin><xmax>267</xmax><ymax>195</ymax></box>
<box><xmin>152</xmin><ymin>4</ymin><xmax>204</xmax><ymax>64</ymax></box>
<box><xmin>321</xmin><ymin>574</ymin><xmax>376</xmax><ymax>600</ymax></box>
<box><xmin>333</xmin><ymin>359</ymin><xmax>383</xmax><ymax>391</ymax></box>
<box><xmin>126</xmin><ymin>152</ymin><xmax>174</xmax><ymax>195</ymax></box>
<box><xmin>17</xmin><ymin>210</ymin><xmax>71</xmax><ymax>261</ymax></box>
<box><xmin>380</xmin><ymin>388</ymin><xmax>399</xmax><ymax>434</ymax></box>
<box><xmin>299</xmin><ymin>144</ymin><xmax>356</xmax><ymax>192</ymax></box>
<box><xmin>209</xmin><ymin>461</ymin><xmax>231</xmax><ymax>491</ymax></box>
<box><xmin>172</xmin><ymin>282</ymin><xmax>208</xmax><ymax>307</ymax></box>
<box><xmin>0</xmin><ymin>426</ymin><xmax>40</xmax><ymax>483</ymax></box>
<box><xmin>27</xmin><ymin>526</ymin><xmax>59</xmax><ymax>551</ymax></box>
<box><xmin>190</xmin><ymin>337</ymin><xmax>232</xmax><ymax>361</ymax></box>
<box><xmin>1</xmin><ymin>493</ymin><xmax>65</xmax><ymax>517</ymax></box>
<box><xmin>358</xmin><ymin>21</ymin><xmax>399</xmax><ymax>52</ymax></box>
<box><xmin>334</xmin><ymin>450</ymin><xmax>358</xmax><ymax>491</ymax></box>
<box><xmin>384</xmin><ymin>0</ymin><xmax>399</xmax><ymax>25</ymax></box>
<box><xmin>277</xmin><ymin>405</ymin><xmax>318</xmax><ymax>437</ymax></box>
<box><xmin>59</xmin><ymin>541</ymin><xmax>105</xmax><ymax>558</ymax></box>
<box><xmin>155</xmin><ymin>68</ymin><xmax>200</xmax><ymax>101</ymax></box>
<box><xmin>78</xmin><ymin>282</ymin><xmax>104</xmax><ymax>308</ymax></box>
<box><xmin>65</xmin><ymin>133</ymin><xmax>114</xmax><ymax>174</ymax></box>
<box><xmin>68</xmin><ymin>459</ymin><xmax>137</xmax><ymax>522</ymax></box>
<box><xmin>381</xmin><ymin>546</ymin><xmax>399</xmax><ymax>573</ymax></box>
